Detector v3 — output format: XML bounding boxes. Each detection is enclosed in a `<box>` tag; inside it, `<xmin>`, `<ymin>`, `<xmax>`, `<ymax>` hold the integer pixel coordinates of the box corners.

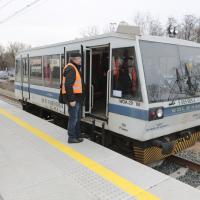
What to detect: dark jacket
<box><xmin>63</xmin><ymin>62</ymin><xmax>85</xmax><ymax>103</ymax></box>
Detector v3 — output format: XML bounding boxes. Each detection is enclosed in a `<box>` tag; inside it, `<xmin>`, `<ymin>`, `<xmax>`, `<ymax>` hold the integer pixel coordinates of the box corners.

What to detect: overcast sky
<box><xmin>0</xmin><ymin>0</ymin><xmax>199</xmax><ymax>47</ymax></box>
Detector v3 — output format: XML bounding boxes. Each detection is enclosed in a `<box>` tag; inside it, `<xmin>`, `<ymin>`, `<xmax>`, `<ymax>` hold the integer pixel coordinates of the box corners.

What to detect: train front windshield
<box><xmin>139</xmin><ymin>40</ymin><xmax>200</xmax><ymax>103</ymax></box>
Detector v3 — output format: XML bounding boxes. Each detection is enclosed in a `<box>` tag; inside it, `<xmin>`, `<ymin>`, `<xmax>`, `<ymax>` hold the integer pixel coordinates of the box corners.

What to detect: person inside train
<box><xmin>113</xmin><ymin>52</ymin><xmax>138</xmax><ymax>97</ymax></box>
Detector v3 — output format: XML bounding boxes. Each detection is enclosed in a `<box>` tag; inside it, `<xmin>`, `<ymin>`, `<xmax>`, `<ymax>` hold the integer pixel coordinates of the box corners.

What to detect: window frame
<box><xmin>139</xmin><ymin>39</ymin><xmax>200</xmax><ymax>103</ymax></box>
<box><xmin>111</xmin><ymin>46</ymin><xmax>143</xmax><ymax>102</ymax></box>
<box><xmin>43</xmin><ymin>54</ymin><xmax>61</xmax><ymax>89</ymax></box>
<box><xmin>15</xmin><ymin>59</ymin><xmax>22</xmax><ymax>82</ymax></box>
<box><xmin>30</xmin><ymin>56</ymin><xmax>43</xmax><ymax>86</ymax></box>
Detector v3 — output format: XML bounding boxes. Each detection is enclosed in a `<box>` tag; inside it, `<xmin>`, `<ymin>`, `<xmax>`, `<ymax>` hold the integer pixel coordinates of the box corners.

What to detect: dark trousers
<box><xmin>67</xmin><ymin>101</ymin><xmax>82</xmax><ymax>139</ymax></box>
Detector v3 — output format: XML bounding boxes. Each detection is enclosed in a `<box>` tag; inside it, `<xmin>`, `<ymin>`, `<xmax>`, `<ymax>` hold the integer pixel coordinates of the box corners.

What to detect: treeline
<box><xmin>134</xmin><ymin>13</ymin><xmax>200</xmax><ymax>42</ymax></box>
<box><xmin>0</xmin><ymin>42</ymin><xmax>30</xmax><ymax>70</ymax></box>
<box><xmin>2</xmin><ymin>13</ymin><xmax>200</xmax><ymax>70</ymax></box>
<box><xmin>81</xmin><ymin>13</ymin><xmax>200</xmax><ymax>43</ymax></box>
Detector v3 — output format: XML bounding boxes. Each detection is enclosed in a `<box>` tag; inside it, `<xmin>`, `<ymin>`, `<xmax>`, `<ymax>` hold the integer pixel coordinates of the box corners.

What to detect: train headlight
<box><xmin>170</xmin><ymin>28</ymin><xmax>174</xmax><ymax>34</ymax></box>
<box><xmin>156</xmin><ymin>108</ymin><xmax>163</xmax><ymax>118</ymax></box>
<box><xmin>149</xmin><ymin>107</ymin><xmax>164</xmax><ymax>121</ymax></box>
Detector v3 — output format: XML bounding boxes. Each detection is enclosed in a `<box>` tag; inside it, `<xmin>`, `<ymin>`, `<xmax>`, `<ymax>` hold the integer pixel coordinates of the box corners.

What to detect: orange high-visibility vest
<box><xmin>62</xmin><ymin>63</ymin><xmax>82</xmax><ymax>95</ymax></box>
<box><xmin>131</xmin><ymin>66</ymin><xmax>137</xmax><ymax>94</ymax></box>
<box><xmin>114</xmin><ymin>58</ymin><xmax>120</xmax><ymax>81</ymax></box>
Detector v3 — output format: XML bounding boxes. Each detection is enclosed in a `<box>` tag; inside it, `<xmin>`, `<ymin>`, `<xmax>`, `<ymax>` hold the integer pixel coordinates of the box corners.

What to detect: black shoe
<box><xmin>77</xmin><ymin>138</ymin><xmax>84</xmax><ymax>142</ymax></box>
<box><xmin>68</xmin><ymin>138</ymin><xmax>81</xmax><ymax>143</ymax></box>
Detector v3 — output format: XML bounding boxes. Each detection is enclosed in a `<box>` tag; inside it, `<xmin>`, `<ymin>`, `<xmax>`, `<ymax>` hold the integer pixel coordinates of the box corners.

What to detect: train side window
<box><xmin>179</xmin><ymin>46</ymin><xmax>200</xmax><ymax>75</ymax></box>
<box><xmin>30</xmin><ymin>57</ymin><xmax>43</xmax><ymax>86</ymax></box>
<box><xmin>22</xmin><ymin>58</ymin><xmax>28</xmax><ymax>83</ymax></box>
<box><xmin>61</xmin><ymin>54</ymin><xmax>65</xmax><ymax>80</ymax></box>
<box><xmin>111</xmin><ymin>47</ymin><xmax>142</xmax><ymax>101</ymax></box>
<box><xmin>140</xmin><ymin>41</ymin><xmax>181</xmax><ymax>103</ymax></box>
<box><xmin>43</xmin><ymin>55</ymin><xmax>60</xmax><ymax>89</ymax></box>
<box><xmin>15</xmin><ymin>59</ymin><xmax>21</xmax><ymax>82</ymax></box>
<box><xmin>67</xmin><ymin>50</ymin><xmax>79</xmax><ymax>63</ymax></box>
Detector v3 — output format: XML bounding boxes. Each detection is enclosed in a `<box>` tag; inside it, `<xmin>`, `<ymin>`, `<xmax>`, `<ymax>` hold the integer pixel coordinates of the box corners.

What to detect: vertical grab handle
<box><xmin>91</xmin><ymin>84</ymin><xmax>94</xmax><ymax>109</ymax></box>
<box><xmin>106</xmin><ymin>69</ymin><xmax>111</xmax><ymax>116</ymax></box>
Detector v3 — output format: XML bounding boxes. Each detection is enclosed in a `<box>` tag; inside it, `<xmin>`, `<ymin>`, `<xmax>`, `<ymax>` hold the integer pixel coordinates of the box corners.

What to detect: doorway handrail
<box><xmin>91</xmin><ymin>84</ymin><xmax>94</xmax><ymax>109</ymax></box>
<box><xmin>106</xmin><ymin>69</ymin><xmax>111</xmax><ymax>117</ymax></box>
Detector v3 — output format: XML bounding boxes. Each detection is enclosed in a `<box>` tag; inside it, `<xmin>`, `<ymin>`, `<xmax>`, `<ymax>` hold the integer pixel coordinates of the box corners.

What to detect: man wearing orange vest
<box><xmin>62</xmin><ymin>53</ymin><xmax>84</xmax><ymax>143</ymax></box>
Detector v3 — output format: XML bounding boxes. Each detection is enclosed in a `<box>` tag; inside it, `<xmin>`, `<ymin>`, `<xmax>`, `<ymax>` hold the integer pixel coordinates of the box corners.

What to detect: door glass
<box><xmin>22</xmin><ymin>58</ymin><xmax>28</xmax><ymax>83</ymax></box>
<box><xmin>43</xmin><ymin>54</ymin><xmax>60</xmax><ymax>88</ymax></box>
<box><xmin>15</xmin><ymin>59</ymin><xmax>21</xmax><ymax>82</ymax></box>
<box><xmin>90</xmin><ymin>47</ymin><xmax>109</xmax><ymax>118</ymax></box>
<box><xmin>61</xmin><ymin>54</ymin><xmax>64</xmax><ymax>77</ymax></box>
<box><xmin>67</xmin><ymin>50</ymin><xmax>79</xmax><ymax>63</ymax></box>
<box><xmin>30</xmin><ymin>57</ymin><xmax>43</xmax><ymax>86</ymax></box>
<box><xmin>111</xmin><ymin>47</ymin><xmax>142</xmax><ymax>101</ymax></box>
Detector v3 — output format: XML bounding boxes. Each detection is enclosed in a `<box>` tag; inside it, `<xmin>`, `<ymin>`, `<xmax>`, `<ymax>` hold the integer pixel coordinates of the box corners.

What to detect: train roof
<box><xmin>18</xmin><ymin>32</ymin><xmax>135</xmax><ymax>53</ymax></box>
<box><xmin>139</xmin><ymin>35</ymin><xmax>200</xmax><ymax>48</ymax></box>
<box><xmin>17</xmin><ymin>23</ymin><xmax>200</xmax><ymax>56</ymax></box>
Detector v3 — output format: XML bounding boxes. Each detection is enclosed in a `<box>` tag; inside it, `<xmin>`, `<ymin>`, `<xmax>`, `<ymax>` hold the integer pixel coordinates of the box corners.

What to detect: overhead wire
<box><xmin>0</xmin><ymin>0</ymin><xmax>15</xmax><ymax>11</ymax></box>
<box><xmin>0</xmin><ymin>0</ymin><xmax>42</xmax><ymax>24</ymax></box>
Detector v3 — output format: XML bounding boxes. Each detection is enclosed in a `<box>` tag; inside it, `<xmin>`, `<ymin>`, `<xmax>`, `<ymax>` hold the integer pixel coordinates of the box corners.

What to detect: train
<box><xmin>15</xmin><ymin>24</ymin><xmax>200</xmax><ymax>164</ymax></box>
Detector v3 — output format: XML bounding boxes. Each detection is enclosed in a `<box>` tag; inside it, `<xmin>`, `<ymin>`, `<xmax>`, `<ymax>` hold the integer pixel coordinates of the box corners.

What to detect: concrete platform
<box><xmin>0</xmin><ymin>99</ymin><xmax>199</xmax><ymax>200</ymax></box>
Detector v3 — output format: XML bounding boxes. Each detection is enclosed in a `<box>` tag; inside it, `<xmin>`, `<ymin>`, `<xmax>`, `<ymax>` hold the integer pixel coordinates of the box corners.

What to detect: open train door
<box><xmin>81</xmin><ymin>44</ymin><xmax>111</xmax><ymax>120</ymax></box>
<box><xmin>81</xmin><ymin>45</ymin><xmax>92</xmax><ymax>116</ymax></box>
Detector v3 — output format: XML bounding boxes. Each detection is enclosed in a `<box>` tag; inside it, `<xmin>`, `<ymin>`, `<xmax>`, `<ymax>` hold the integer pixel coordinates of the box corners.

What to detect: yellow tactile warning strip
<box><xmin>0</xmin><ymin>108</ymin><xmax>160</xmax><ymax>200</ymax></box>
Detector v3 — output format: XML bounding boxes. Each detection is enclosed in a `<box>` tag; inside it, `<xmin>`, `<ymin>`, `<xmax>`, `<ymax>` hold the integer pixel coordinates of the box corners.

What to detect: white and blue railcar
<box><xmin>15</xmin><ymin>25</ymin><xmax>200</xmax><ymax>163</ymax></box>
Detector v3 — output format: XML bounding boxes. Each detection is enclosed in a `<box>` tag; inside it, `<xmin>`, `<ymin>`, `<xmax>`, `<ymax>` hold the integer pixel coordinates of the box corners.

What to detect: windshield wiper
<box><xmin>185</xmin><ymin>64</ymin><xmax>198</xmax><ymax>95</ymax></box>
<box><xmin>168</xmin><ymin>68</ymin><xmax>183</xmax><ymax>105</ymax></box>
<box><xmin>168</xmin><ymin>65</ymin><xmax>200</xmax><ymax>105</ymax></box>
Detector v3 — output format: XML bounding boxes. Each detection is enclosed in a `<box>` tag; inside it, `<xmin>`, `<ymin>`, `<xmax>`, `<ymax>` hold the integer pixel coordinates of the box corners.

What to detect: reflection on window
<box><xmin>67</xmin><ymin>50</ymin><xmax>79</xmax><ymax>63</ymax></box>
<box><xmin>140</xmin><ymin>40</ymin><xmax>200</xmax><ymax>103</ymax></box>
<box><xmin>43</xmin><ymin>55</ymin><xmax>60</xmax><ymax>88</ymax></box>
<box><xmin>22</xmin><ymin>58</ymin><xmax>28</xmax><ymax>83</ymax></box>
<box><xmin>61</xmin><ymin>54</ymin><xmax>65</xmax><ymax>81</ymax></box>
<box><xmin>111</xmin><ymin>47</ymin><xmax>142</xmax><ymax>101</ymax></box>
<box><xmin>15</xmin><ymin>59</ymin><xmax>21</xmax><ymax>82</ymax></box>
<box><xmin>30</xmin><ymin>57</ymin><xmax>42</xmax><ymax>86</ymax></box>
<box><xmin>179</xmin><ymin>46</ymin><xmax>200</xmax><ymax>94</ymax></box>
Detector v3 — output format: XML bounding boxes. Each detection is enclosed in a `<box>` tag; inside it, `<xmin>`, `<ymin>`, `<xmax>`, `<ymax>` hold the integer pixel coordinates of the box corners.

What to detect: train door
<box><xmin>21</xmin><ymin>55</ymin><xmax>30</xmax><ymax>100</ymax></box>
<box><xmin>108</xmin><ymin>43</ymin><xmax>144</xmax><ymax>134</ymax></box>
<box><xmin>83</xmin><ymin>44</ymin><xmax>110</xmax><ymax>120</ymax></box>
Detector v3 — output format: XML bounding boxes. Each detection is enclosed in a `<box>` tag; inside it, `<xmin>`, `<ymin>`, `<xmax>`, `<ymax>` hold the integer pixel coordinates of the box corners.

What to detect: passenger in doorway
<box><xmin>61</xmin><ymin>53</ymin><xmax>85</xmax><ymax>143</ymax></box>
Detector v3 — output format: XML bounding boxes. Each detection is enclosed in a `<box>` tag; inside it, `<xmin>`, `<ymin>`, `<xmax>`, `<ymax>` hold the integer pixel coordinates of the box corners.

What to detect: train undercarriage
<box><xmin>21</xmin><ymin>101</ymin><xmax>200</xmax><ymax>164</ymax></box>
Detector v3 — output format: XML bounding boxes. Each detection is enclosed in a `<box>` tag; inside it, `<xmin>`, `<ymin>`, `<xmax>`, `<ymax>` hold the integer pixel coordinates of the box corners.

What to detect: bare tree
<box><xmin>0</xmin><ymin>45</ymin><xmax>6</xmax><ymax>70</ymax></box>
<box><xmin>134</xmin><ymin>12</ymin><xmax>164</xmax><ymax>36</ymax></box>
<box><xmin>166</xmin><ymin>17</ymin><xmax>178</xmax><ymax>36</ymax></box>
<box><xmin>166</xmin><ymin>17</ymin><xmax>177</xmax><ymax>28</ymax></box>
<box><xmin>103</xmin><ymin>22</ymin><xmax>117</xmax><ymax>34</ymax></box>
<box><xmin>149</xmin><ymin>19</ymin><xmax>164</xmax><ymax>36</ymax></box>
<box><xmin>179</xmin><ymin>15</ymin><xmax>197</xmax><ymax>41</ymax></box>
<box><xmin>0</xmin><ymin>42</ymin><xmax>31</xmax><ymax>70</ymax></box>
<box><xmin>195</xmin><ymin>18</ymin><xmax>200</xmax><ymax>43</ymax></box>
<box><xmin>134</xmin><ymin>12</ymin><xmax>151</xmax><ymax>35</ymax></box>
<box><xmin>80</xmin><ymin>25</ymin><xmax>100</xmax><ymax>38</ymax></box>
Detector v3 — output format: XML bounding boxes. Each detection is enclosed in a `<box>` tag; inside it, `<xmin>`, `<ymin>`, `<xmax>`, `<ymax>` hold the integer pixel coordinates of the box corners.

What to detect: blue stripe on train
<box><xmin>15</xmin><ymin>84</ymin><xmax>149</xmax><ymax>120</ymax></box>
<box><xmin>15</xmin><ymin>84</ymin><xmax>200</xmax><ymax>120</ymax></box>
<box><xmin>108</xmin><ymin>104</ymin><xmax>149</xmax><ymax>120</ymax></box>
<box><xmin>15</xmin><ymin>84</ymin><xmax>59</xmax><ymax>99</ymax></box>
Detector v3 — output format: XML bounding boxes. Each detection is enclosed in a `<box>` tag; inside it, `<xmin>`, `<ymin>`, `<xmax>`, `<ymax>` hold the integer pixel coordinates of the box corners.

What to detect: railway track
<box><xmin>0</xmin><ymin>90</ymin><xmax>21</xmax><ymax>108</ymax></box>
<box><xmin>153</xmin><ymin>152</ymin><xmax>200</xmax><ymax>189</ymax></box>
<box><xmin>168</xmin><ymin>155</ymin><xmax>200</xmax><ymax>173</ymax></box>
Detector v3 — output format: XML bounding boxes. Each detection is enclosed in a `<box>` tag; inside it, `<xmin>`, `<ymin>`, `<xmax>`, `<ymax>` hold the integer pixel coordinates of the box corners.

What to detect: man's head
<box><xmin>69</xmin><ymin>52</ymin><xmax>82</xmax><ymax>65</ymax></box>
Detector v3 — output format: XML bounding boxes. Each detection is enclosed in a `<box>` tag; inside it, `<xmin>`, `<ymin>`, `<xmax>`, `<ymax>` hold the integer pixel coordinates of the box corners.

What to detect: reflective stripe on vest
<box><xmin>62</xmin><ymin>63</ymin><xmax>82</xmax><ymax>95</ymax></box>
